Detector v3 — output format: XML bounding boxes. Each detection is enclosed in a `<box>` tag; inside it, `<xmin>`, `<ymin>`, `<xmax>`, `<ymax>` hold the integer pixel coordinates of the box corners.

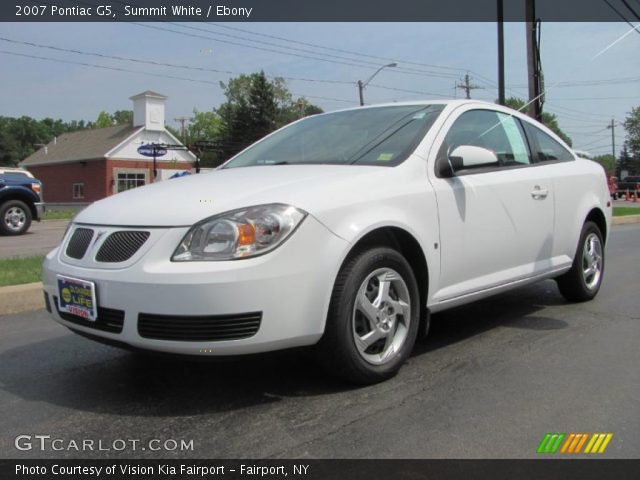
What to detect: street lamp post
<box><xmin>357</xmin><ymin>62</ymin><xmax>397</xmax><ymax>106</ymax></box>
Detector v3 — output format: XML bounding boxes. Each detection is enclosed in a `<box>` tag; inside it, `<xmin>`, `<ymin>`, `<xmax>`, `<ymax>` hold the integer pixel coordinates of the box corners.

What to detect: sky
<box><xmin>0</xmin><ymin>21</ymin><xmax>638</xmax><ymax>157</ymax></box>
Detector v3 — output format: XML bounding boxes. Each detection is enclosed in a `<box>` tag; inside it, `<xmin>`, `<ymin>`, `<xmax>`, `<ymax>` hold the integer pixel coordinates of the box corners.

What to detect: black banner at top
<box><xmin>3</xmin><ymin>0</ymin><xmax>640</xmax><ymax>22</ymax></box>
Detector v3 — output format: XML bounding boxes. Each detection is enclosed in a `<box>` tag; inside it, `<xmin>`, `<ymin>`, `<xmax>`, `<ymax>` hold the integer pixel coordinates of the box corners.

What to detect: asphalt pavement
<box><xmin>0</xmin><ymin>220</ymin><xmax>68</xmax><ymax>259</ymax></box>
<box><xmin>0</xmin><ymin>224</ymin><xmax>638</xmax><ymax>459</ymax></box>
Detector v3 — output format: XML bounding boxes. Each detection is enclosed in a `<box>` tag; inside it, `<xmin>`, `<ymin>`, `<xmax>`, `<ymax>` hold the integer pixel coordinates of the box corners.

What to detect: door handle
<box><xmin>531</xmin><ymin>185</ymin><xmax>549</xmax><ymax>200</ymax></box>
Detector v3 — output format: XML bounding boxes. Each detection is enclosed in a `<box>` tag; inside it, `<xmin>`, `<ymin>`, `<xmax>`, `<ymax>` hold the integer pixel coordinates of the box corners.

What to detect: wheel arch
<box><xmin>584</xmin><ymin>207</ymin><xmax>608</xmax><ymax>245</ymax></box>
<box><xmin>337</xmin><ymin>226</ymin><xmax>430</xmax><ymax>321</ymax></box>
<box><xmin>0</xmin><ymin>190</ymin><xmax>38</xmax><ymax>219</ymax></box>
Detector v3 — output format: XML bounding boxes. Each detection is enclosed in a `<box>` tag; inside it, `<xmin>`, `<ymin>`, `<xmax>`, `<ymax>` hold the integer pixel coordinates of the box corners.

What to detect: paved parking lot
<box><xmin>0</xmin><ymin>220</ymin><xmax>68</xmax><ymax>259</ymax></box>
<box><xmin>0</xmin><ymin>223</ymin><xmax>638</xmax><ymax>459</ymax></box>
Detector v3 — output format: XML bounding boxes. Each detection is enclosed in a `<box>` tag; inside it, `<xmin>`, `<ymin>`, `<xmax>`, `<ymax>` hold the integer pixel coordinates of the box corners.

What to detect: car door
<box><xmin>428</xmin><ymin>107</ymin><xmax>555</xmax><ymax>302</ymax></box>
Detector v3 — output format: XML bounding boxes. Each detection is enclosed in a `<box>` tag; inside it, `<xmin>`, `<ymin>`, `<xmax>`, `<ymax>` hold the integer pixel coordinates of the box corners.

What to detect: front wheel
<box><xmin>316</xmin><ymin>247</ymin><xmax>421</xmax><ymax>385</ymax></box>
<box><xmin>0</xmin><ymin>200</ymin><xmax>32</xmax><ymax>236</ymax></box>
<box><xmin>556</xmin><ymin>221</ymin><xmax>605</xmax><ymax>302</ymax></box>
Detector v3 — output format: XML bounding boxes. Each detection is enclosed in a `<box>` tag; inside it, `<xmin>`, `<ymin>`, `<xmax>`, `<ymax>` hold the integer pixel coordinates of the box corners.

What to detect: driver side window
<box><xmin>438</xmin><ymin>110</ymin><xmax>531</xmax><ymax>172</ymax></box>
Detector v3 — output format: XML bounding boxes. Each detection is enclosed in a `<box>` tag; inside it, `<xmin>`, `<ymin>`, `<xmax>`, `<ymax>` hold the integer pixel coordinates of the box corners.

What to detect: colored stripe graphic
<box><xmin>537</xmin><ymin>433</ymin><xmax>565</xmax><ymax>453</ymax></box>
<box><xmin>538</xmin><ymin>433</ymin><xmax>613</xmax><ymax>454</ymax></box>
<box><xmin>563</xmin><ymin>433</ymin><xmax>589</xmax><ymax>453</ymax></box>
<box><xmin>584</xmin><ymin>433</ymin><xmax>613</xmax><ymax>454</ymax></box>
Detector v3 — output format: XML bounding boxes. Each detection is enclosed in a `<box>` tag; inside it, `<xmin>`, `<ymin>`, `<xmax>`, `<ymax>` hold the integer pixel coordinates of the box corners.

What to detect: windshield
<box><xmin>223</xmin><ymin>104</ymin><xmax>444</xmax><ymax>168</ymax></box>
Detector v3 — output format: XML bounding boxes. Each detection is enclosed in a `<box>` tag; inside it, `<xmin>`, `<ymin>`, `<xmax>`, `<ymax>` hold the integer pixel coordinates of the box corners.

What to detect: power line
<box><xmin>206</xmin><ymin>22</ymin><xmax>468</xmax><ymax>74</ymax></box>
<box><xmin>171</xmin><ymin>22</ymin><xmax>459</xmax><ymax>79</ymax></box>
<box><xmin>603</xmin><ymin>0</ymin><xmax>640</xmax><ymax>33</ymax></box>
<box><xmin>0</xmin><ymin>49</ymin><xmax>356</xmax><ymax>105</ymax></box>
<box><xmin>367</xmin><ymin>84</ymin><xmax>453</xmax><ymax>98</ymax></box>
<box><xmin>0</xmin><ymin>36</ymin><xmax>353</xmax><ymax>86</ymax></box>
<box><xmin>508</xmin><ymin>75</ymin><xmax>640</xmax><ymax>88</ymax></box>
<box><xmin>547</xmin><ymin>104</ymin><xmax>615</xmax><ymax>119</ymax></box>
<box><xmin>620</xmin><ymin>0</ymin><xmax>640</xmax><ymax>22</ymax></box>
<box><xmin>550</xmin><ymin>95</ymin><xmax>640</xmax><ymax>101</ymax></box>
<box><xmin>132</xmin><ymin>22</ymin><xmax>463</xmax><ymax>82</ymax></box>
<box><xmin>103</xmin><ymin>0</ymin><xmax>466</xmax><ymax>78</ymax></box>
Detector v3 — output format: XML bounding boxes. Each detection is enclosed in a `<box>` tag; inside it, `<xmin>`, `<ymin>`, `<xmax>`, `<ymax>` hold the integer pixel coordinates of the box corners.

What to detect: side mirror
<box><xmin>448</xmin><ymin>145</ymin><xmax>499</xmax><ymax>171</ymax></box>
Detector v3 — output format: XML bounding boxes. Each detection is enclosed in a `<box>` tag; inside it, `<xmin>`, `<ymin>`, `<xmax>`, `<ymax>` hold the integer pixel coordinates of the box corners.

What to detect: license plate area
<box><xmin>56</xmin><ymin>275</ymin><xmax>98</xmax><ymax>321</ymax></box>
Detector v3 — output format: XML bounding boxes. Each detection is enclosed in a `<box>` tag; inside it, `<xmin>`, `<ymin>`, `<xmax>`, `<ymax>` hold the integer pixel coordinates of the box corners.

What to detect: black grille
<box><xmin>53</xmin><ymin>296</ymin><xmax>124</xmax><ymax>333</ymax></box>
<box><xmin>96</xmin><ymin>231</ymin><xmax>150</xmax><ymax>263</ymax></box>
<box><xmin>138</xmin><ymin>312</ymin><xmax>262</xmax><ymax>341</ymax></box>
<box><xmin>65</xmin><ymin>228</ymin><xmax>94</xmax><ymax>259</ymax></box>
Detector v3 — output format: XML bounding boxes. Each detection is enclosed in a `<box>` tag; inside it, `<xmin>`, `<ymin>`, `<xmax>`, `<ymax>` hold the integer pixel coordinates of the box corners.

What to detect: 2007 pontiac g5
<box><xmin>43</xmin><ymin>100</ymin><xmax>611</xmax><ymax>384</ymax></box>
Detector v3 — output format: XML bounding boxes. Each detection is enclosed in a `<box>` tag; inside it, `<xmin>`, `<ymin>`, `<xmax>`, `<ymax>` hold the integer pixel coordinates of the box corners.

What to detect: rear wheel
<box><xmin>556</xmin><ymin>221</ymin><xmax>604</xmax><ymax>302</ymax></box>
<box><xmin>0</xmin><ymin>200</ymin><xmax>32</xmax><ymax>235</ymax></box>
<box><xmin>316</xmin><ymin>247</ymin><xmax>420</xmax><ymax>385</ymax></box>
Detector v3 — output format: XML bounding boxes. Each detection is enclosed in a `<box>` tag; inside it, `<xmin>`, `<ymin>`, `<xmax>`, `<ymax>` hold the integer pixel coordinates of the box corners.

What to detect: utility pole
<box><xmin>497</xmin><ymin>0</ymin><xmax>505</xmax><ymax>105</ymax></box>
<box><xmin>526</xmin><ymin>0</ymin><xmax>543</xmax><ymax>121</ymax></box>
<box><xmin>174</xmin><ymin>116</ymin><xmax>192</xmax><ymax>142</ymax></box>
<box><xmin>358</xmin><ymin>80</ymin><xmax>365</xmax><ymax>106</ymax></box>
<box><xmin>607</xmin><ymin>119</ymin><xmax>616</xmax><ymax>164</ymax></box>
<box><xmin>456</xmin><ymin>73</ymin><xmax>481</xmax><ymax>99</ymax></box>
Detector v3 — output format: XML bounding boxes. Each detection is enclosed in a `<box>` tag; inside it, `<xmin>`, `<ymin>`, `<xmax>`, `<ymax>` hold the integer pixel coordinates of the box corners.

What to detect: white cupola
<box><xmin>130</xmin><ymin>90</ymin><xmax>167</xmax><ymax>131</ymax></box>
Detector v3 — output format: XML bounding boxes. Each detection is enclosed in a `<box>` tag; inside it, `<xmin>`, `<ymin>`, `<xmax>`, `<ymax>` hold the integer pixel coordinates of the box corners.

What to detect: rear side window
<box><xmin>526</xmin><ymin>125</ymin><xmax>574</xmax><ymax>162</ymax></box>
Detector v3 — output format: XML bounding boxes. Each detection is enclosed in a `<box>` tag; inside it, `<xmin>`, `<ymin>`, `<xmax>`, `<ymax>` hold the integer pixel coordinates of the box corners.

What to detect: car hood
<box><xmin>74</xmin><ymin>164</ymin><xmax>387</xmax><ymax>227</ymax></box>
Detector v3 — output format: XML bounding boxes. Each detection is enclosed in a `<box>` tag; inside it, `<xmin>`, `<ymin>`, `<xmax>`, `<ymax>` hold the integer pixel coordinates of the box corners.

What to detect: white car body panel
<box><xmin>43</xmin><ymin>100</ymin><xmax>611</xmax><ymax>356</ymax></box>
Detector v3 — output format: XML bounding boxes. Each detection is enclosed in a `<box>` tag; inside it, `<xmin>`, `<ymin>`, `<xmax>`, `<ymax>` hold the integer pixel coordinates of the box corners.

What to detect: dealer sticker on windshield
<box><xmin>57</xmin><ymin>275</ymin><xmax>97</xmax><ymax>321</ymax></box>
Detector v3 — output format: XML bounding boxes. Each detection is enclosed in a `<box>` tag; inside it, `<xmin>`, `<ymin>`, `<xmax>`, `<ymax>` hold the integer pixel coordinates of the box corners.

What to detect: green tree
<box><xmin>94</xmin><ymin>111</ymin><xmax>113</xmax><ymax>128</ymax></box>
<box><xmin>623</xmin><ymin>106</ymin><xmax>640</xmax><ymax>173</ymax></box>
<box><xmin>215</xmin><ymin>72</ymin><xmax>322</xmax><ymax>163</ymax></box>
<box><xmin>186</xmin><ymin>109</ymin><xmax>221</xmax><ymax>143</ymax></box>
<box><xmin>617</xmin><ymin>143</ymin><xmax>636</xmax><ymax>176</ymax></box>
<box><xmin>180</xmin><ymin>109</ymin><xmax>223</xmax><ymax>168</ymax></box>
<box><xmin>112</xmin><ymin>110</ymin><xmax>133</xmax><ymax>126</ymax></box>
<box><xmin>503</xmin><ymin>97</ymin><xmax>572</xmax><ymax>146</ymax></box>
<box><xmin>592</xmin><ymin>154</ymin><xmax>615</xmax><ymax>174</ymax></box>
<box><xmin>0</xmin><ymin>116</ymin><xmax>51</xmax><ymax>166</ymax></box>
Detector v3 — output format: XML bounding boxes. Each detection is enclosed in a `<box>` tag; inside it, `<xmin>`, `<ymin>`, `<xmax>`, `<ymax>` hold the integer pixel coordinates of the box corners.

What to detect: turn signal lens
<box><xmin>237</xmin><ymin>224</ymin><xmax>256</xmax><ymax>246</ymax></box>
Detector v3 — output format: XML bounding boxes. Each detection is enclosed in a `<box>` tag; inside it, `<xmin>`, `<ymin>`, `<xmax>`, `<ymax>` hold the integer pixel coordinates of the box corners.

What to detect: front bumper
<box><xmin>43</xmin><ymin>215</ymin><xmax>349</xmax><ymax>356</ymax></box>
<box><xmin>34</xmin><ymin>202</ymin><xmax>45</xmax><ymax>221</ymax></box>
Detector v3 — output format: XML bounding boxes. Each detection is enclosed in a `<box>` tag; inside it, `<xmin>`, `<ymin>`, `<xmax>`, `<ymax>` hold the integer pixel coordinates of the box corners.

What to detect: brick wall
<box><xmin>105</xmin><ymin>159</ymin><xmax>192</xmax><ymax>196</ymax></box>
<box><xmin>27</xmin><ymin>159</ymin><xmax>192</xmax><ymax>203</ymax></box>
<box><xmin>27</xmin><ymin>159</ymin><xmax>107</xmax><ymax>203</ymax></box>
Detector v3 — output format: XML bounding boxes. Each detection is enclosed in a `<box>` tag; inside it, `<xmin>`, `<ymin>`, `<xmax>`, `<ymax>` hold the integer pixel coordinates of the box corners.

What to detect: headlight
<box><xmin>172</xmin><ymin>204</ymin><xmax>307</xmax><ymax>261</ymax></box>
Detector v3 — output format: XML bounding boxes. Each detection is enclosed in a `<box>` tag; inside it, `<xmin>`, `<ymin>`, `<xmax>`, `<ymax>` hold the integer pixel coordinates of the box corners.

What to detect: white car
<box><xmin>43</xmin><ymin>100</ymin><xmax>611</xmax><ymax>384</ymax></box>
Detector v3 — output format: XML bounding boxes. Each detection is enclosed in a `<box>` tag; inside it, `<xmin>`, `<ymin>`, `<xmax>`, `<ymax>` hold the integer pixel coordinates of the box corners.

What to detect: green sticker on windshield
<box><xmin>377</xmin><ymin>153</ymin><xmax>394</xmax><ymax>161</ymax></box>
<box><xmin>412</xmin><ymin>112</ymin><xmax>426</xmax><ymax>119</ymax></box>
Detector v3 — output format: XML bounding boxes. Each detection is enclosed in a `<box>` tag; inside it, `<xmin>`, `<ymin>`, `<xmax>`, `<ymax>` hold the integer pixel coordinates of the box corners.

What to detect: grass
<box><xmin>43</xmin><ymin>209</ymin><xmax>76</xmax><ymax>220</ymax></box>
<box><xmin>613</xmin><ymin>207</ymin><xmax>640</xmax><ymax>217</ymax></box>
<box><xmin>0</xmin><ymin>255</ymin><xmax>44</xmax><ymax>287</ymax></box>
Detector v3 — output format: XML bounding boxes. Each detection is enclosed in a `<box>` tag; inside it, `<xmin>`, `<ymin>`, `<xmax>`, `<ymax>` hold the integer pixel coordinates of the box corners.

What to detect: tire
<box><xmin>0</xmin><ymin>200</ymin><xmax>32</xmax><ymax>236</ymax></box>
<box><xmin>556</xmin><ymin>221</ymin><xmax>604</xmax><ymax>302</ymax></box>
<box><xmin>316</xmin><ymin>247</ymin><xmax>421</xmax><ymax>385</ymax></box>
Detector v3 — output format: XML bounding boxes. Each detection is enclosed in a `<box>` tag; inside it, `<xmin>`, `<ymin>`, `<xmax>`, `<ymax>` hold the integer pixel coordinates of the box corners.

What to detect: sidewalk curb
<box><xmin>0</xmin><ymin>282</ymin><xmax>44</xmax><ymax>316</ymax></box>
<box><xmin>612</xmin><ymin>215</ymin><xmax>640</xmax><ymax>225</ymax></box>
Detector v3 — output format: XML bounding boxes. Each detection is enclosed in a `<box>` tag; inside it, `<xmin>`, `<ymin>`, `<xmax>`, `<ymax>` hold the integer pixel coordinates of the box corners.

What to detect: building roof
<box><xmin>21</xmin><ymin>124</ymin><xmax>141</xmax><ymax>167</ymax></box>
<box><xmin>129</xmin><ymin>90</ymin><xmax>167</xmax><ymax>100</ymax></box>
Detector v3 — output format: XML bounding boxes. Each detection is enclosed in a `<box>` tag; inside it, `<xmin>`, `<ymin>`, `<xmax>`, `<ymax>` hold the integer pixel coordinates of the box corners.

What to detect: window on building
<box><xmin>72</xmin><ymin>183</ymin><xmax>84</xmax><ymax>199</ymax></box>
<box><xmin>116</xmin><ymin>172</ymin><xmax>146</xmax><ymax>193</ymax></box>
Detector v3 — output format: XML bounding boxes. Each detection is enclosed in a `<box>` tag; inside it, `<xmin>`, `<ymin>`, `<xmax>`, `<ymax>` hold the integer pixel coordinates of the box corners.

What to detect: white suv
<box><xmin>43</xmin><ymin>100</ymin><xmax>611</xmax><ymax>384</ymax></box>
